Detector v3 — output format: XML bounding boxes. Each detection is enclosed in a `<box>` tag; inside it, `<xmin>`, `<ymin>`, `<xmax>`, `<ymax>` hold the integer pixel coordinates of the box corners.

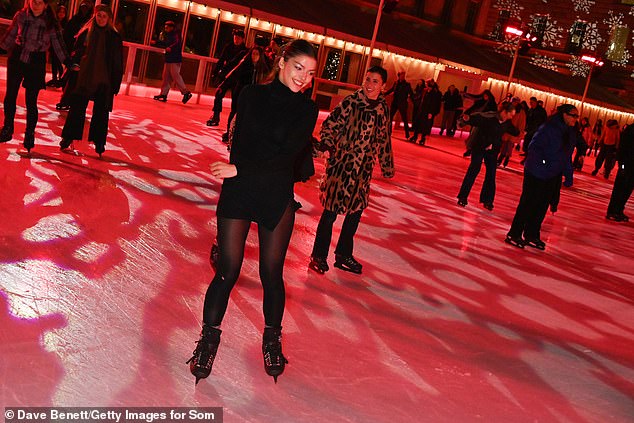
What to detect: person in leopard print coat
<box><xmin>309</xmin><ymin>66</ymin><xmax>395</xmax><ymax>275</ymax></box>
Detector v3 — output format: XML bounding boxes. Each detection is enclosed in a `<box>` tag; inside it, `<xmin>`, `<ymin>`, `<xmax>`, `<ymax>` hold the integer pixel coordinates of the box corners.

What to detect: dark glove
<box><xmin>563</xmin><ymin>176</ymin><xmax>573</xmax><ymax>188</ymax></box>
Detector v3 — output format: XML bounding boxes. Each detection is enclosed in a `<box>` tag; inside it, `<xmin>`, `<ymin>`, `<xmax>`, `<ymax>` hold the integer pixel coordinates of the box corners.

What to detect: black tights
<box><xmin>203</xmin><ymin>204</ymin><xmax>295</xmax><ymax>328</ymax></box>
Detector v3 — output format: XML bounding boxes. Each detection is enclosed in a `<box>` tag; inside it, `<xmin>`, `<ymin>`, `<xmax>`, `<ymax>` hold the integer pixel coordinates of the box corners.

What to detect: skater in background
<box><xmin>0</xmin><ymin>0</ymin><xmax>68</xmax><ymax>152</ymax></box>
<box><xmin>308</xmin><ymin>66</ymin><xmax>394</xmax><ymax>276</ymax></box>
<box><xmin>606</xmin><ymin>123</ymin><xmax>634</xmax><ymax>222</ymax></box>
<box><xmin>188</xmin><ymin>39</ymin><xmax>319</xmax><ymax>385</ymax></box>
<box><xmin>461</xmin><ymin>89</ymin><xmax>497</xmax><ymax>157</ymax></box>
<box><xmin>457</xmin><ymin>101</ymin><xmax>518</xmax><ymax>210</ymax></box>
<box><xmin>58</xmin><ymin>4</ymin><xmax>123</xmax><ymax>157</ymax></box>
<box><xmin>589</xmin><ymin>119</ymin><xmax>603</xmax><ymax>156</ymax></box>
<box><xmin>497</xmin><ymin>98</ymin><xmax>526</xmax><ymax>168</ymax></box>
<box><xmin>385</xmin><ymin>71</ymin><xmax>413</xmax><ymax>139</ymax></box>
<box><xmin>151</xmin><ymin>20</ymin><xmax>192</xmax><ymax>104</ymax></box>
<box><xmin>572</xmin><ymin>117</ymin><xmax>592</xmax><ymax>171</ymax></box>
<box><xmin>206</xmin><ymin>29</ymin><xmax>248</xmax><ymax>127</ymax></box>
<box><xmin>46</xmin><ymin>4</ymin><xmax>67</xmax><ymax>88</ymax></box>
<box><xmin>55</xmin><ymin>0</ymin><xmax>93</xmax><ymax>111</ymax></box>
<box><xmin>591</xmin><ymin>119</ymin><xmax>620</xmax><ymax>179</ymax></box>
<box><xmin>505</xmin><ymin>104</ymin><xmax>579</xmax><ymax>250</ymax></box>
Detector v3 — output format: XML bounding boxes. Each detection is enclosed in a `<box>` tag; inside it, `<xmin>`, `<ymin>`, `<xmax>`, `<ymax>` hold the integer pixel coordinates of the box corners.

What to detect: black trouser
<box><xmin>311</xmin><ymin>209</ymin><xmax>362</xmax><ymax>259</ymax></box>
<box><xmin>212</xmin><ymin>79</ymin><xmax>237</xmax><ymax>116</ymax></box>
<box><xmin>522</xmin><ymin>130</ymin><xmax>536</xmax><ymax>153</ymax></box>
<box><xmin>390</xmin><ymin>100</ymin><xmax>410</xmax><ymax>136</ymax></box>
<box><xmin>508</xmin><ymin>172</ymin><xmax>560</xmax><ymax>241</ymax></box>
<box><xmin>62</xmin><ymin>88</ymin><xmax>111</xmax><ymax>148</ymax></box>
<box><xmin>594</xmin><ymin>145</ymin><xmax>617</xmax><ymax>176</ymax></box>
<box><xmin>50</xmin><ymin>46</ymin><xmax>64</xmax><ymax>80</ymax></box>
<box><xmin>607</xmin><ymin>166</ymin><xmax>634</xmax><ymax>215</ymax></box>
<box><xmin>457</xmin><ymin>149</ymin><xmax>497</xmax><ymax>204</ymax></box>
<box><xmin>203</xmin><ymin>204</ymin><xmax>295</xmax><ymax>328</ymax></box>
<box><xmin>3</xmin><ymin>52</ymin><xmax>46</xmax><ymax>133</ymax></box>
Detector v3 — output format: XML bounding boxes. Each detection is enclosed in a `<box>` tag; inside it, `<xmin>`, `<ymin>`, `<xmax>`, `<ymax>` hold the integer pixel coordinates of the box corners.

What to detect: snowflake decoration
<box><xmin>494</xmin><ymin>33</ymin><xmax>519</xmax><ymax>57</ymax></box>
<box><xmin>540</xmin><ymin>19</ymin><xmax>564</xmax><ymax>48</ymax></box>
<box><xmin>630</xmin><ymin>6</ymin><xmax>634</xmax><ymax>17</ymax></box>
<box><xmin>611</xmin><ymin>49</ymin><xmax>631</xmax><ymax>67</ymax></box>
<box><xmin>581</xmin><ymin>22</ymin><xmax>603</xmax><ymax>51</ymax></box>
<box><xmin>567</xmin><ymin>56</ymin><xmax>590</xmax><ymax>77</ymax></box>
<box><xmin>603</xmin><ymin>11</ymin><xmax>624</xmax><ymax>28</ymax></box>
<box><xmin>493</xmin><ymin>0</ymin><xmax>524</xmax><ymax>20</ymax></box>
<box><xmin>530</xmin><ymin>54</ymin><xmax>558</xmax><ymax>71</ymax></box>
<box><xmin>572</xmin><ymin>0</ymin><xmax>595</xmax><ymax>14</ymax></box>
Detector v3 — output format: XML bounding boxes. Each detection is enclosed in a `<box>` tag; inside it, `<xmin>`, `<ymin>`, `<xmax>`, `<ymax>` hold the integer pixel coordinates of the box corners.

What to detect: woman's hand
<box><xmin>210</xmin><ymin>161</ymin><xmax>237</xmax><ymax>179</ymax></box>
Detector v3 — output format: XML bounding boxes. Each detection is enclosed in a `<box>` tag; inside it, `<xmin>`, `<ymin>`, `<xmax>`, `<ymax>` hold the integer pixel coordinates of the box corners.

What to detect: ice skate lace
<box><xmin>186</xmin><ymin>337</ymin><xmax>215</xmax><ymax>369</ymax></box>
<box><xmin>263</xmin><ymin>339</ymin><xmax>287</xmax><ymax>367</ymax></box>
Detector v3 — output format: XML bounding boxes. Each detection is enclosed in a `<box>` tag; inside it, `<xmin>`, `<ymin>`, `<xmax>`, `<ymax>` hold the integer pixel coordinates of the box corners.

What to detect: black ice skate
<box><xmin>524</xmin><ymin>238</ymin><xmax>546</xmax><ymax>250</ymax></box>
<box><xmin>23</xmin><ymin>131</ymin><xmax>35</xmax><ymax>153</ymax></box>
<box><xmin>334</xmin><ymin>254</ymin><xmax>362</xmax><ymax>274</ymax></box>
<box><xmin>504</xmin><ymin>235</ymin><xmax>525</xmax><ymax>249</ymax></box>
<box><xmin>186</xmin><ymin>325</ymin><xmax>222</xmax><ymax>385</ymax></box>
<box><xmin>0</xmin><ymin>126</ymin><xmax>13</xmax><ymax>143</ymax></box>
<box><xmin>308</xmin><ymin>256</ymin><xmax>329</xmax><ymax>274</ymax></box>
<box><xmin>262</xmin><ymin>327</ymin><xmax>288</xmax><ymax>383</ymax></box>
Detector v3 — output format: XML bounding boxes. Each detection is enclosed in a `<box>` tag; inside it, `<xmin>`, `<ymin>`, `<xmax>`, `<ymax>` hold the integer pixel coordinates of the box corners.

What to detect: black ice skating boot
<box><xmin>186</xmin><ymin>325</ymin><xmax>222</xmax><ymax>385</ymax></box>
<box><xmin>23</xmin><ymin>131</ymin><xmax>35</xmax><ymax>152</ymax></box>
<box><xmin>206</xmin><ymin>114</ymin><xmax>220</xmax><ymax>127</ymax></box>
<box><xmin>153</xmin><ymin>94</ymin><xmax>167</xmax><ymax>102</ymax></box>
<box><xmin>334</xmin><ymin>254</ymin><xmax>362</xmax><ymax>274</ymax></box>
<box><xmin>308</xmin><ymin>256</ymin><xmax>329</xmax><ymax>274</ymax></box>
<box><xmin>0</xmin><ymin>125</ymin><xmax>13</xmax><ymax>143</ymax></box>
<box><xmin>262</xmin><ymin>327</ymin><xmax>288</xmax><ymax>383</ymax></box>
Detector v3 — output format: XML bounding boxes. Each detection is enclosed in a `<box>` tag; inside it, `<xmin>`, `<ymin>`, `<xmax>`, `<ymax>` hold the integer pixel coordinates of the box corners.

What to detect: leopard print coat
<box><xmin>319</xmin><ymin>89</ymin><xmax>394</xmax><ymax>214</ymax></box>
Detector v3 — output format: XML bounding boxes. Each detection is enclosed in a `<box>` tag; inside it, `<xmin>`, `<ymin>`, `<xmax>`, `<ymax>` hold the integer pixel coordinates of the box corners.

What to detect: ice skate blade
<box><xmin>334</xmin><ymin>262</ymin><xmax>362</xmax><ymax>274</ymax></box>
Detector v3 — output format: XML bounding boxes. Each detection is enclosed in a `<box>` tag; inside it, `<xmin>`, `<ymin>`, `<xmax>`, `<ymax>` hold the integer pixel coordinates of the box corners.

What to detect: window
<box><xmin>566</xmin><ymin>20</ymin><xmax>587</xmax><ymax>54</ymax></box>
<box><xmin>185</xmin><ymin>15</ymin><xmax>215</xmax><ymax>56</ymax></box>
<box><xmin>607</xmin><ymin>25</ymin><xmax>629</xmax><ymax>62</ymax></box>
<box><xmin>490</xmin><ymin>9</ymin><xmax>510</xmax><ymax>41</ymax></box>
<box><xmin>464</xmin><ymin>1</ymin><xmax>480</xmax><ymax>35</ymax></box>
<box><xmin>530</xmin><ymin>15</ymin><xmax>548</xmax><ymax>48</ymax></box>
<box><xmin>213</xmin><ymin>22</ymin><xmax>245</xmax><ymax>58</ymax></box>
<box><xmin>341</xmin><ymin>52</ymin><xmax>362</xmax><ymax>83</ymax></box>
<box><xmin>115</xmin><ymin>0</ymin><xmax>150</xmax><ymax>44</ymax></box>
<box><xmin>321</xmin><ymin>48</ymin><xmax>342</xmax><ymax>80</ymax></box>
<box><xmin>0</xmin><ymin>0</ymin><xmax>25</xmax><ymax>19</ymax></box>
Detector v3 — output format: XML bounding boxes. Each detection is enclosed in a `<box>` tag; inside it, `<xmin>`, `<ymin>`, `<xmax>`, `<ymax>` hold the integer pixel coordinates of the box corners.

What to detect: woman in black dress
<box><xmin>188</xmin><ymin>39</ymin><xmax>319</xmax><ymax>384</ymax></box>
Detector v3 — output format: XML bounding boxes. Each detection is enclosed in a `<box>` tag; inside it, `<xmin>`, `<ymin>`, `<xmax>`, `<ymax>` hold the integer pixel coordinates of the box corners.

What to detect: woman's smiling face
<box><xmin>278</xmin><ymin>54</ymin><xmax>317</xmax><ymax>93</ymax></box>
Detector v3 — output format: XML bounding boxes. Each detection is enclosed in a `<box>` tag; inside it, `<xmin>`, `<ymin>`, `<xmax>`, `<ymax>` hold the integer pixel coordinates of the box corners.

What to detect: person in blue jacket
<box><xmin>506</xmin><ymin>104</ymin><xmax>579</xmax><ymax>250</ymax></box>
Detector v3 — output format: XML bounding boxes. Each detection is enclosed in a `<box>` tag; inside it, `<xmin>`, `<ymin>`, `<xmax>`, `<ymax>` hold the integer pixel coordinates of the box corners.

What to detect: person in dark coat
<box><xmin>410</xmin><ymin>79</ymin><xmax>442</xmax><ymax>145</ymax></box>
<box><xmin>385</xmin><ymin>71</ymin><xmax>413</xmax><ymax>139</ymax></box>
<box><xmin>440</xmin><ymin>85</ymin><xmax>463</xmax><ymax>137</ymax></box>
<box><xmin>506</xmin><ymin>104</ymin><xmax>579</xmax><ymax>250</ymax></box>
<box><xmin>151</xmin><ymin>20</ymin><xmax>192</xmax><ymax>104</ymax></box>
<box><xmin>606</xmin><ymin>124</ymin><xmax>634</xmax><ymax>222</ymax></box>
<box><xmin>521</xmin><ymin>96</ymin><xmax>548</xmax><ymax>155</ymax></box>
<box><xmin>220</xmin><ymin>46</ymin><xmax>271</xmax><ymax>143</ymax></box>
<box><xmin>457</xmin><ymin>101</ymin><xmax>518</xmax><ymax>210</ymax></box>
<box><xmin>46</xmin><ymin>4</ymin><xmax>68</xmax><ymax>87</ymax></box>
<box><xmin>461</xmin><ymin>89</ymin><xmax>497</xmax><ymax>157</ymax></box>
<box><xmin>308</xmin><ymin>66</ymin><xmax>394</xmax><ymax>276</ymax></box>
<box><xmin>54</xmin><ymin>0</ymin><xmax>93</xmax><ymax>111</ymax></box>
<box><xmin>187</xmin><ymin>40</ymin><xmax>319</xmax><ymax>385</ymax></box>
<box><xmin>58</xmin><ymin>4</ymin><xmax>123</xmax><ymax>157</ymax></box>
<box><xmin>206</xmin><ymin>29</ymin><xmax>248</xmax><ymax>127</ymax></box>
<box><xmin>0</xmin><ymin>0</ymin><xmax>68</xmax><ymax>152</ymax></box>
